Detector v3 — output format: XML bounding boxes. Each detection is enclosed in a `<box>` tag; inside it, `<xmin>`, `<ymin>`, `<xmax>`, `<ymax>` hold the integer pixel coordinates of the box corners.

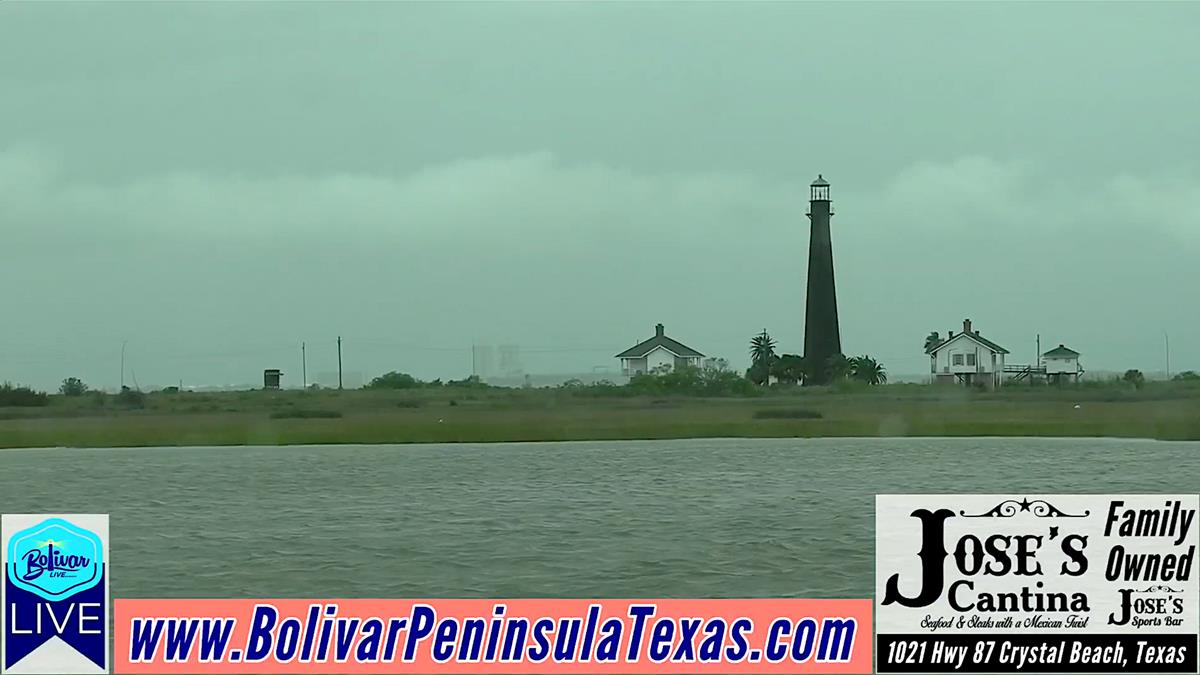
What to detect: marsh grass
<box><xmin>754</xmin><ymin>408</ymin><xmax>823</xmax><ymax>419</ymax></box>
<box><xmin>268</xmin><ymin>409</ymin><xmax>344</xmax><ymax>419</ymax></box>
<box><xmin>1</xmin><ymin>380</ymin><xmax>1198</xmax><ymax>447</ymax></box>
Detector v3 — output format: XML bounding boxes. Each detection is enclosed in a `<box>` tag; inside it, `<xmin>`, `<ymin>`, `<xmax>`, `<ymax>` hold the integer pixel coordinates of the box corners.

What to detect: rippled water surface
<box><xmin>1</xmin><ymin>438</ymin><xmax>1197</xmax><ymax>599</ymax></box>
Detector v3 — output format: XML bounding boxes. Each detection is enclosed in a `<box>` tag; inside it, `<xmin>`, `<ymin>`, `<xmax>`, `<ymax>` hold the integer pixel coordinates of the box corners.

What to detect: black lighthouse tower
<box><xmin>803</xmin><ymin>175</ymin><xmax>841</xmax><ymax>384</ymax></box>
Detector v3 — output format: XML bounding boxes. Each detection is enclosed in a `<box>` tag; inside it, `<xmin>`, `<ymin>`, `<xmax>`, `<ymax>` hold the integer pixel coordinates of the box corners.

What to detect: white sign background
<box><xmin>877</xmin><ymin>494</ymin><xmax>1198</xmax><ymax>635</ymax></box>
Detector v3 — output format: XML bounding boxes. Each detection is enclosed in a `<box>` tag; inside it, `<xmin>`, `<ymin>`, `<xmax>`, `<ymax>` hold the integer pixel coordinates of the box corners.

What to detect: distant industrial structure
<box><xmin>802</xmin><ymin>175</ymin><xmax>841</xmax><ymax>385</ymax></box>
<box><xmin>263</xmin><ymin>369</ymin><xmax>282</xmax><ymax>390</ymax></box>
<box><xmin>499</xmin><ymin>345</ymin><xmax>523</xmax><ymax>378</ymax></box>
<box><xmin>615</xmin><ymin>323</ymin><xmax>704</xmax><ymax>377</ymax></box>
<box><xmin>471</xmin><ymin>344</ymin><xmax>524</xmax><ymax>383</ymax></box>
<box><xmin>472</xmin><ymin>345</ymin><xmax>497</xmax><ymax>380</ymax></box>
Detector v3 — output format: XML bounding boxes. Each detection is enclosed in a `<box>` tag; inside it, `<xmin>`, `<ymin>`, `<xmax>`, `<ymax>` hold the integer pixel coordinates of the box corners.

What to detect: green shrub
<box><xmin>0</xmin><ymin>383</ymin><xmax>49</xmax><ymax>407</ymax></box>
<box><xmin>116</xmin><ymin>387</ymin><xmax>146</xmax><ymax>408</ymax></box>
<box><xmin>446</xmin><ymin>375</ymin><xmax>489</xmax><ymax>389</ymax></box>
<box><xmin>1123</xmin><ymin>369</ymin><xmax>1146</xmax><ymax>389</ymax></box>
<box><xmin>626</xmin><ymin>365</ymin><xmax>762</xmax><ymax>397</ymax></box>
<box><xmin>753</xmin><ymin>408</ymin><xmax>823</xmax><ymax>420</ymax></box>
<box><xmin>59</xmin><ymin>377</ymin><xmax>89</xmax><ymax>396</ymax></box>
<box><xmin>269</xmin><ymin>409</ymin><xmax>343</xmax><ymax>419</ymax></box>
<box><xmin>366</xmin><ymin>372</ymin><xmax>422</xmax><ymax>390</ymax></box>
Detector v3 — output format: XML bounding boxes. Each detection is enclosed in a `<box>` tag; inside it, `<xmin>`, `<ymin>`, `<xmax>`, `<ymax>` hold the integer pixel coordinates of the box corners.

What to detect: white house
<box><xmin>616</xmin><ymin>323</ymin><xmax>704</xmax><ymax>376</ymax></box>
<box><xmin>925</xmin><ymin>318</ymin><xmax>1009</xmax><ymax>388</ymax></box>
<box><xmin>1042</xmin><ymin>344</ymin><xmax>1083</xmax><ymax>382</ymax></box>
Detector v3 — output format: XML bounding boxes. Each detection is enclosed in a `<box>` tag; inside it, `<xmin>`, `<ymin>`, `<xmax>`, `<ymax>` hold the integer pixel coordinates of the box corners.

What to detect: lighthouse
<box><xmin>803</xmin><ymin>175</ymin><xmax>842</xmax><ymax>384</ymax></box>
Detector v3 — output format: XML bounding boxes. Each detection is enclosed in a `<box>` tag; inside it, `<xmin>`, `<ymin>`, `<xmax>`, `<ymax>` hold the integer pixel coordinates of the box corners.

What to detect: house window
<box><xmin>966</xmin><ymin>353</ymin><xmax>976</xmax><ymax>366</ymax></box>
<box><xmin>952</xmin><ymin>354</ymin><xmax>964</xmax><ymax>366</ymax></box>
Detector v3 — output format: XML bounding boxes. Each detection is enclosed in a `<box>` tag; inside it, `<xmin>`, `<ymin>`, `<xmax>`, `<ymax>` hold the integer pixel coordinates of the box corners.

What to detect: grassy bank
<box><xmin>1</xmin><ymin>381</ymin><xmax>1198</xmax><ymax>448</ymax></box>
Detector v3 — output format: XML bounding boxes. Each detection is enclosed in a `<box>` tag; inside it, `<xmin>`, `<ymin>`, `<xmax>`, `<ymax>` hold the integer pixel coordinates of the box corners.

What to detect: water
<box><xmin>1</xmin><ymin>437</ymin><xmax>1197</xmax><ymax>599</ymax></box>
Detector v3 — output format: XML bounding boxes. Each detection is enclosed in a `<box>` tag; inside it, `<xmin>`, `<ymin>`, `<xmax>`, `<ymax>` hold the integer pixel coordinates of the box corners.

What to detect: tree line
<box><xmin>747</xmin><ymin>330</ymin><xmax>887</xmax><ymax>386</ymax></box>
<box><xmin>1</xmin><ymin>363</ymin><xmax>1193</xmax><ymax>408</ymax></box>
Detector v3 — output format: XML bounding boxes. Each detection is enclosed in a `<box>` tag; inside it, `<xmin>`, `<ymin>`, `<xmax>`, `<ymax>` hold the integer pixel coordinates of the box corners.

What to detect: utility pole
<box><xmin>337</xmin><ymin>336</ymin><xmax>343</xmax><ymax>390</ymax></box>
<box><xmin>1165</xmin><ymin>331</ymin><xmax>1171</xmax><ymax>380</ymax></box>
<box><xmin>120</xmin><ymin>340</ymin><xmax>127</xmax><ymax>390</ymax></box>
<box><xmin>1036</xmin><ymin>334</ymin><xmax>1041</xmax><ymax>369</ymax></box>
<box><xmin>302</xmin><ymin>342</ymin><xmax>307</xmax><ymax>389</ymax></box>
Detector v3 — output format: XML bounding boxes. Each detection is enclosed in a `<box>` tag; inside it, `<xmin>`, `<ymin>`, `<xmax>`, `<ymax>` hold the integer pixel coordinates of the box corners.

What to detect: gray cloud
<box><xmin>3</xmin><ymin>144</ymin><xmax>1196</xmax><ymax>389</ymax></box>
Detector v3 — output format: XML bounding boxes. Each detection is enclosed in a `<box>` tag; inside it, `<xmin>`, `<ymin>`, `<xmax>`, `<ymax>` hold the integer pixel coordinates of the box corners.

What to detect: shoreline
<box><xmin>0</xmin><ymin>434</ymin><xmax>1191</xmax><ymax>453</ymax></box>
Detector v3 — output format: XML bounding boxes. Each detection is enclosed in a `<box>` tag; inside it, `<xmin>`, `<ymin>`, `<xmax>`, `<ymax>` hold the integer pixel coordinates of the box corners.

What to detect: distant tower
<box><xmin>803</xmin><ymin>175</ymin><xmax>842</xmax><ymax>384</ymax></box>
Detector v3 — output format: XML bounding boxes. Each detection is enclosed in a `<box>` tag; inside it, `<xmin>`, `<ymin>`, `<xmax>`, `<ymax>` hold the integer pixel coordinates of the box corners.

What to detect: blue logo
<box><xmin>4</xmin><ymin>514</ymin><xmax>108</xmax><ymax>672</ymax></box>
<box><xmin>5</xmin><ymin>518</ymin><xmax>103</xmax><ymax>602</ymax></box>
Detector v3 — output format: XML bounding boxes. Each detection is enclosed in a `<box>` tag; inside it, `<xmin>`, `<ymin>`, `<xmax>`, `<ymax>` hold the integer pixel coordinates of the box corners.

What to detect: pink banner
<box><xmin>114</xmin><ymin>598</ymin><xmax>871</xmax><ymax>674</ymax></box>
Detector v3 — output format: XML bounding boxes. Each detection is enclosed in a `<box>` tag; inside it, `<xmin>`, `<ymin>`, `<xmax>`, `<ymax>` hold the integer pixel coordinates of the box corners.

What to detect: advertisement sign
<box><xmin>876</xmin><ymin>495</ymin><xmax>1198</xmax><ymax>673</ymax></box>
<box><xmin>113</xmin><ymin>598</ymin><xmax>872</xmax><ymax>674</ymax></box>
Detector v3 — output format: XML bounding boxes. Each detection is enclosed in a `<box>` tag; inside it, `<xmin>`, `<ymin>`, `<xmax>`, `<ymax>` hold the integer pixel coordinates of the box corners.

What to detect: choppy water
<box><xmin>1</xmin><ymin>438</ymin><xmax>1197</xmax><ymax>599</ymax></box>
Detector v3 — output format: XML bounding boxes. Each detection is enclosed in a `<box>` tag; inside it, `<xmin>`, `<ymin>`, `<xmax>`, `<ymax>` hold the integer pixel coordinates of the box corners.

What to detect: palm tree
<box><xmin>825</xmin><ymin>353</ymin><xmax>852</xmax><ymax>382</ymax></box>
<box><xmin>773</xmin><ymin>354</ymin><xmax>806</xmax><ymax>385</ymax></box>
<box><xmin>924</xmin><ymin>332</ymin><xmax>941</xmax><ymax>352</ymax></box>
<box><xmin>748</xmin><ymin>330</ymin><xmax>777</xmax><ymax>386</ymax></box>
<box><xmin>848</xmin><ymin>355</ymin><xmax>865</xmax><ymax>381</ymax></box>
<box><xmin>749</xmin><ymin>330</ymin><xmax>777</xmax><ymax>365</ymax></box>
<box><xmin>850</xmin><ymin>355</ymin><xmax>888</xmax><ymax>385</ymax></box>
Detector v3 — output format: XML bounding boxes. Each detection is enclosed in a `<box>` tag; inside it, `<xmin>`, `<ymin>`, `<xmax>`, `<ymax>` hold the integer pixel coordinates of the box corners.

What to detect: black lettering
<box><xmin>1060</xmin><ymin>535</ymin><xmax>1088</xmax><ymax>576</ymax></box>
<box><xmin>883</xmin><ymin>509</ymin><xmax>955</xmax><ymax>608</ymax></box>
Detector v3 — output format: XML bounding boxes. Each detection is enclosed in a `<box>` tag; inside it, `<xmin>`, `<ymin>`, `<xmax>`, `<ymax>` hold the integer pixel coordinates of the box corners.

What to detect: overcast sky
<box><xmin>3</xmin><ymin>2</ymin><xmax>1198</xmax><ymax>389</ymax></box>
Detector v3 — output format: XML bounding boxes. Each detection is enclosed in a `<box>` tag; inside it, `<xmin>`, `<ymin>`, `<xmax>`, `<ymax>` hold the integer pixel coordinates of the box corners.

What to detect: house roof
<box><xmin>1042</xmin><ymin>344</ymin><xmax>1080</xmax><ymax>358</ymax></box>
<box><xmin>616</xmin><ymin>324</ymin><xmax>704</xmax><ymax>359</ymax></box>
<box><xmin>926</xmin><ymin>331</ymin><xmax>1010</xmax><ymax>355</ymax></box>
